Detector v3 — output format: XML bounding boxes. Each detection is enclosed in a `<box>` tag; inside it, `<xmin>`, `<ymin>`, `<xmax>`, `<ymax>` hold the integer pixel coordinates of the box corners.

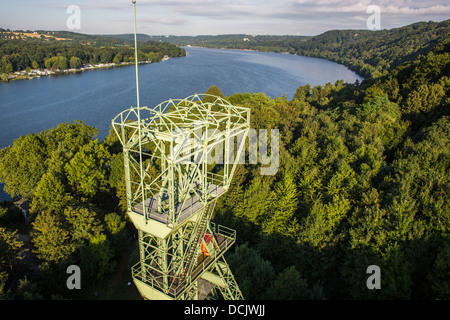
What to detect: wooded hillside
<box><xmin>0</xmin><ymin>21</ymin><xmax>449</xmax><ymax>300</ymax></box>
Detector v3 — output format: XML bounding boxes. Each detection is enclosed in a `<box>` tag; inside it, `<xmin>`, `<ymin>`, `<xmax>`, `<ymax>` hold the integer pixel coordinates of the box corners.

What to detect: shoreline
<box><xmin>183</xmin><ymin>46</ymin><xmax>365</xmax><ymax>80</ymax></box>
<box><xmin>2</xmin><ymin>55</ymin><xmax>171</xmax><ymax>83</ymax></box>
<box><xmin>184</xmin><ymin>44</ymin><xmax>290</xmax><ymax>54</ymax></box>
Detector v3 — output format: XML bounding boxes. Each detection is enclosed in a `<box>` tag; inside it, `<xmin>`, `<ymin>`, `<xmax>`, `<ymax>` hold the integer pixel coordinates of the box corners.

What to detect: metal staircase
<box><xmin>183</xmin><ymin>199</ymin><xmax>216</xmax><ymax>279</ymax></box>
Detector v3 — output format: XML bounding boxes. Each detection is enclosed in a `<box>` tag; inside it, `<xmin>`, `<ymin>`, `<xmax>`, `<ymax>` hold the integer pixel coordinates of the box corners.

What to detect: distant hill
<box><xmin>295</xmin><ymin>20</ymin><xmax>450</xmax><ymax>78</ymax></box>
<box><xmin>0</xmin><ymin>29</ymin><xmax>152</xmax><ymax>44</ymax></box>
<box><xmin>96</xmin><ymin>33</ymin><xmax>153</xmax><ymax>42</ymax></box>
<box><xmin>147</xmin><ymin>34</ymin><xmax>312</xmax><ymax>52</ymax></box>
<box><xmin>0</xmin><ymin>29</ymin><xmax>186</xmax><ymax>76</ymax></box>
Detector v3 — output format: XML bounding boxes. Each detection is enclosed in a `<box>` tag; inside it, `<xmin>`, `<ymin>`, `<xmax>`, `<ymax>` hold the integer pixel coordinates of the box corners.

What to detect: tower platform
<box><xmin>133</xmin><ymin>183</ymin><xmax>226</xmax><ymax>225</ymax></box>
<box><xmin>128</xmin><ymin>183</ymin><xmax>226</xmax><ymax>238</ymax></box>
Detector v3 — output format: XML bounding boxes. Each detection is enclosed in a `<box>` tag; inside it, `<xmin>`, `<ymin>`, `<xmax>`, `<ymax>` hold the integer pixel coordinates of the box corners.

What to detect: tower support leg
<box><xmin>214</xmin><ymin>256</ymin><xmax>244</xmax><ymax>300</ymax></box>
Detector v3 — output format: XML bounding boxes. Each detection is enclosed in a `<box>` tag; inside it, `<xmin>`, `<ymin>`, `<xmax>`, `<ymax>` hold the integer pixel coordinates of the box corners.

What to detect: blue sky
<box><xmin>1</xmin><ymin>0</ymin><xmax>449</xmax><ymax>36</ymax></box>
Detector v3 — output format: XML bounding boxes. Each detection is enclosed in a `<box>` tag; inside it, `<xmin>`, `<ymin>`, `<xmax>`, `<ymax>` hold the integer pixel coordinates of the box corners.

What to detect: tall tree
<box><xmin>31</xmin><ymin>210</ymin><xmax>74</xmax><ymax>263</ymax></box>
<box><xmin>268</xmin><ymin>266</ymin><xmax>309</xmax><ymax>300</ymax></box>
<box><xmin>69</xmin><ymin>56</ymin><xmax>81</xmax><ymax>69</ymax></box>
<box><xmin>63</xmin><ymin>206</ymin><xmax>103</xmax><ymax>247</ymax></box>
<box><xmin>32</xmin><ymin>172</ymin><xmax>71</xmax><ymax>214</ymax></box>
<box><xmin>79</xmin><ymin>233</ymin><xmax>115</xmax><ymax>281</ymax></box>
<box><xmin>65</xmin><ymin>139</ymin><xmax>111</xmax><ymax>197</ymax></box>
<box><xmin>0</xmin><ymin>227</ymin><xmax>23</xmax><ymax>297</ymax></box>
<box><xmin>262</xmin><ymin>173</ymin><xmax>299</xmax><ymax>238</ymax></box>
<box><xmin>0</xmin><ymin>133</ymin><xmax>47</xmax><ymax>197</ymax></box>
<box><xmin>104</xmin><ymin>212</ymin><xmax>127</xmax><ymax>248</ymax></box>
<box><xmin>227</xmin><ymin>243</ymin><xmax>275</xmax><ymax>300</ymax></box>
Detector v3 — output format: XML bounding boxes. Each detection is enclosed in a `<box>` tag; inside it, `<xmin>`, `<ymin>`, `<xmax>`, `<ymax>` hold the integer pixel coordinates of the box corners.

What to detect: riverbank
<box><xmin>1</xmin><ymin>55</ymin><xmax>171</xmax><ymax>82</ymax></box>
<box><xmin>0</xmin><ymin>46</ymin><xmax>362</xmax><ymax>150</ymax></box>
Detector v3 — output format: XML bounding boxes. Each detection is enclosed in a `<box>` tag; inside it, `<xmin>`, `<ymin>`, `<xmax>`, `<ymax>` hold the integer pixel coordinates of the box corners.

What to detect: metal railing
<box><xmin>130</xmin><ymin>183</ymin><xmax>227</xmax><ymax>226</ymax></box>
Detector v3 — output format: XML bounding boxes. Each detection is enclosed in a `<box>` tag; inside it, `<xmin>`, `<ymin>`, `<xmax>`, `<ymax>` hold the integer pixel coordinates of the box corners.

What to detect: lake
<box><xmin>0</xmin><ymin>46</ymin><xmax>362</xmax><ymax>150</ymax></box>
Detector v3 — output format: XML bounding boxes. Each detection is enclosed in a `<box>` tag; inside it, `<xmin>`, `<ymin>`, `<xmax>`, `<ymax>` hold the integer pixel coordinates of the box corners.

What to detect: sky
<box><xmin>1</xmin><ymin>0</ymin><xmax>449</xmax><ymax>36</ymax></box>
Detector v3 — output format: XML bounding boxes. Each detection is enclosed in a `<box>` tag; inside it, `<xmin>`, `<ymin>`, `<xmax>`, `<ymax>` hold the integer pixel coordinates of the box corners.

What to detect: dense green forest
<box><xmin>0</xmin><ymin>20</ymin><xmax>449</xmax><ymax>300</ymax></box>
<box><xmin>216</xmin><ymin>34</ymin><xmax>450</xmax><ymax>299</ymax></box>
<box><xmin>0</xmin><ymin>29</ymin><xmax>186</xmax><ymax>77</ymax></box>
<box><xmin>295</xmin><ymin>20</ymin><xmax>450</xmax><ymax>79</ymax></box>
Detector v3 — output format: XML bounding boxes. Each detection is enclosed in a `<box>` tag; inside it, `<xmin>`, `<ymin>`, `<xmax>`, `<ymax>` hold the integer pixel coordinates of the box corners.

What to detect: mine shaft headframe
<box><xmin>111</xmin><ymin>93</ymin><xmax>251</xmax><ymax>226</ymax></box>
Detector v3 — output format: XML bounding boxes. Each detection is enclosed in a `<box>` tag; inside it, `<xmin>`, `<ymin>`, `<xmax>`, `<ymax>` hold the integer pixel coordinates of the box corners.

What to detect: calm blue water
<box><xmin>0</xmin><ymin>47</ymin><xmax>362</xmax><ymax>150</ymax></box>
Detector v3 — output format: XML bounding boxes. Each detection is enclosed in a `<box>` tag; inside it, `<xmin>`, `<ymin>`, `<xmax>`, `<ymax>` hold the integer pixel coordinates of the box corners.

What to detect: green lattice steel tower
<box><xmin>112</xmin><ymin>94</ymin><xmax>250</xmax><ymax>300</ymax></box>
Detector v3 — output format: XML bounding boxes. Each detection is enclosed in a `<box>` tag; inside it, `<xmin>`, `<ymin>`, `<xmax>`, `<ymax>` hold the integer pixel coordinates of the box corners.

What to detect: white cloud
<box><xmin>6</xmin><ymin>0</ymin><xmax>450</xmax><ymax>35</ymax></box>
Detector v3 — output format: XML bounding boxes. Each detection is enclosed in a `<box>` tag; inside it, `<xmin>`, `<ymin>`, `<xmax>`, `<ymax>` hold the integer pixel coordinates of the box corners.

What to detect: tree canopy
<box><xmin>0</xmin><ymin>30</ymin><xmax>186</xmax><ymax>76</ymax></box>
<box><xmin>0</xmin><ymin>20</ymin><xmax>449</xmax><ymax>300</ymax></box>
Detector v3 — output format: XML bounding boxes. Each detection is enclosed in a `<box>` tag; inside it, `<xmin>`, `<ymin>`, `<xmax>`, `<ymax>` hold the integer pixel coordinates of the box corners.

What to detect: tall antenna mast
<box><xmin>132</xmin><ymin>0</ymin><xmax>140</xmax><ymax>110</ymax></box>
<box><xmin>132</xmin><ymin>0</ymin><xmax>146</xmax><ymax>217</ymax></box>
